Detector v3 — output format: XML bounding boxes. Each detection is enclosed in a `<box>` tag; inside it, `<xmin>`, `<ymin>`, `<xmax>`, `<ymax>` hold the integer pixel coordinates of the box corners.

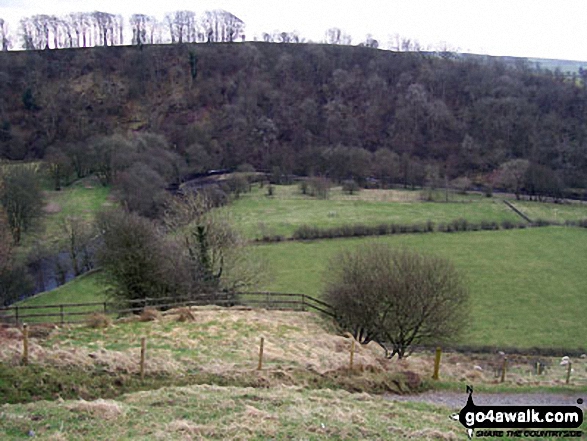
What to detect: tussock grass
<box><xmin>0</xmin><ymin>384</ymin><xmax>463</xmax><ymax>440</ymax></box>
<box><xmin>1</xmin><ymin>308</ymin><xmax>585</xmax><ymax>400</ymax></box>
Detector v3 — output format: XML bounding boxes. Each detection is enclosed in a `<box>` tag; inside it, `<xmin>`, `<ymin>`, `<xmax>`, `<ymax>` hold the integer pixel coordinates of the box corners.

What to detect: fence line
<box><xmin>0</xmin><ymin>292</ymin><xmax>335</xmax><ymax>325</ymax></box>
<box><xmin>1</xmin><ymin>293</ymin><xmax>584</xmax><ymax>357</ymax></box>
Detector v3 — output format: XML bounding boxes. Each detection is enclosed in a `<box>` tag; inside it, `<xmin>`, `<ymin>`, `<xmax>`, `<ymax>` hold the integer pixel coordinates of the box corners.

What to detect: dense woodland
<box><xmin>1</xmin><ymin>41</ymin><xmax>586</xmax><ymax>197</ymax></box>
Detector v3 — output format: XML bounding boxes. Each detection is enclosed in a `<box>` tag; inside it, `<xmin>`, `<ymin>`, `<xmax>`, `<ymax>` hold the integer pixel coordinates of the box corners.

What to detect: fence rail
<box><xmin>1</xmin><ymin>294</ymin><xmax>584</xmax><ymax>357</ymax></box>
<box><xmin>0</xmin><ymin>292</ymin><xmax>335</xmax><ymax>325</ymax></box>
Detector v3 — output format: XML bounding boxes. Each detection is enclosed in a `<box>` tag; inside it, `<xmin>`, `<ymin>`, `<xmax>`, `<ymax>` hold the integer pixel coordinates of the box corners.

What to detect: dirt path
<box><xmin>386</xmin><ymin>391</ymin><xmax>587</xmax><ymax>410</ymax></box>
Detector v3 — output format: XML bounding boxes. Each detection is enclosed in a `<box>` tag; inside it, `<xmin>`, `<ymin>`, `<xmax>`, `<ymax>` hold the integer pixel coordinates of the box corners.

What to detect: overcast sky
<box><xmin>1</xmin><ymin>0</ymin><xmax>585</xmax><ymax>61</ymax></box>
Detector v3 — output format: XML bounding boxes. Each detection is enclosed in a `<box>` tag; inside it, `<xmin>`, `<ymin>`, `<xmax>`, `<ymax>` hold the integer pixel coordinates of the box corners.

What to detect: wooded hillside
<box><xmin>1</xmin><ymin>42</ymin><xmax>585</xmax><ymax>189</ymax></box>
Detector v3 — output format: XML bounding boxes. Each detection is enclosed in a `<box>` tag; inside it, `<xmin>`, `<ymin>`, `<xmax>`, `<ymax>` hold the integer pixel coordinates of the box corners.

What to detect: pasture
<box><xmin>253</xmin><ymin>227</ymin><xmax>587</xmax><ymax>350</ymax></box>
<box><xmin>229</xmin><ymin>185</ymin><xmax>524</xmax><ymax>239</ymax></box>
<box><xmin>18</xmin><ymin>176</ymin><xmax>112</xmax><ymax>252</ymax></box>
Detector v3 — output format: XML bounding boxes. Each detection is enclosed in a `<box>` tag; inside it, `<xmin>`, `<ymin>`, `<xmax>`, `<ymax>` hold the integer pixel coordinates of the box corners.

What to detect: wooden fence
<box><xmin>0</xmin><ymin>292</ymin><xmax>335</xmax><ymax>325</ymax></box>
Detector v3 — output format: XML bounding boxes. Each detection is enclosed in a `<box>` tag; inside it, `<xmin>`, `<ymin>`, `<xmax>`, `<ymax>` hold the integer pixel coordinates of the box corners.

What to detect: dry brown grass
<box><xmin>1</xmin><ymin>308</ymin><xmax>585</xmax><ymax>389</ymax></box>
<box><xmin>86</xmin><ymin>313</ymin><xmax>112</xmax><ymax>329</ymax></box>
<box><xmin>66</xmin><ymin>399</ymin><xmax>125</xmax><ymax>420</ymax></box>
<box><xmin>334</xmin><ymin>188</ymin><xmax>421</xmax><ymax>202</ymax></box>
<box><xmin>139</xmin><ymin>307</ymin><xmax>162</xmax><ymax>322</ymax></box>
<box><xmin>173</xmin><ymin>307</ymin><xmax>196</xmax><ymax>323</ymax></box>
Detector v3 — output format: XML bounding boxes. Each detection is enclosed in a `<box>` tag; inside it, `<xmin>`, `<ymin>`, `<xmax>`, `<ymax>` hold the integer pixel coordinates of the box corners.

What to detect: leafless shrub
<box><xmin>324</xmin><ymin>245</ymin><xmax>470</xmax><ymax>359</ymax></box>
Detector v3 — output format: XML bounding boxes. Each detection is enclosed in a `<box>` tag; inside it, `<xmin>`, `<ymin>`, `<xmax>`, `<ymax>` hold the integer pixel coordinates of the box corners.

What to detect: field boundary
<box><xmin>0</xmin><ymin>292</ymin><xmax>335</xmax><ymax>325</ymax></box>
<box><xmin>1</xmin><ymin>293</ymin><xmax>586</xmax><ymax>356</ymax></box>
<box><xmin>503</xmin><ymin>199</ymin><xmax>533</xmax><ymax>223</ymax></box>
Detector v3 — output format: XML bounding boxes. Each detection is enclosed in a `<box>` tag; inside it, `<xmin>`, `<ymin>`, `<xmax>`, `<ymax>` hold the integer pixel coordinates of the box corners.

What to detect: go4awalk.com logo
<box><xmin>450</xmin><ymin>386</ymin><xmax>584</xmax><ymax>439</ymax></box>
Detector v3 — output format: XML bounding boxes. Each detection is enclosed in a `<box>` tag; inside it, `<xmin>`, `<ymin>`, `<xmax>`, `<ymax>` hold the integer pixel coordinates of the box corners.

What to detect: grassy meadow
<box><xmin>253</xmin><ymin>227</ymin><xmax>587</xmax><ymax>350</ymax></box>
<box><xmin>14</xmin><ymin>180</ymin><xmax>587</xmax><ymax>350</ymax></box>
<box><xmin>511</xmin><ymin>199</ymin><xmax>587</xmax><ymax>223</ymax></box>
<box><xmin>15</xmin><ymin>271</ymin><xmax>108</xmax><ymax>323</ymax></box>
<box><xmin>229</xmin><ymin>185</ymin><xmax>523</xmax><ymax>239</ymax></box>
<box><xmin>0</xmin><ymin>308</ymin><xmax>585</xmax><ymax>440</ymax></box>
<box><xmin>0</xmin><ymin>385</ymin><xmax>463</xmax><ymax>440</ymax></box>
<box><xmin>19</xmin><ymin>176</ymin><xmax>112</xmax><ymax>252</ymax></box>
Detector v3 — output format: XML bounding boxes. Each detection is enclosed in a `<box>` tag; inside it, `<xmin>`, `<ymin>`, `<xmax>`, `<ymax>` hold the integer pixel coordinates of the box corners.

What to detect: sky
<box><xmin>0</xmin><ymin>0</ymin><xmax>586</xmax><ymax>61</ymax></box>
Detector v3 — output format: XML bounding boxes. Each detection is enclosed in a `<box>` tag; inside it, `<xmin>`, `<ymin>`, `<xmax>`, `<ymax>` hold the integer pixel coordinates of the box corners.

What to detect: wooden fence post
<box><xmin>140</xmin><ymin>337</ymin><xmax>146</xmax><ymax>380</ymax></box>
<box><xmin>60</xmin><ymin>305</ymin><xmax>64</xmax><ymax>325</ymax></box>
<box><xmin>432</xmin><ymin>347</ymin><xmax>442</xmax><ymax>380</ymax></box>
<box><xmin>22</xmin><ymin>324</ymin><xmax>29</xmax><ymax>366</ymax></box>
<box><xmin>15</xmin><ymin>306</ymin><xmax>19</xmax><ymax>326</ymax></box>
<box><xmin>500</xmin><ymin>357</ymin><xmax>508</xmax><ymax>383</ymax></box>
<box><xmin>566</xmin><ymin>361</ymin><xmax>572</xmax><ymax>385</ymax></box>
<box><xmin>257</xmin><ymin>337</ymin><xmax>264</xmax><ymax>370</ymax></box>
<box><xmin>349</xmin><ymin>339</ymin><xmax>355</xmax><ymax>371</ymax></box>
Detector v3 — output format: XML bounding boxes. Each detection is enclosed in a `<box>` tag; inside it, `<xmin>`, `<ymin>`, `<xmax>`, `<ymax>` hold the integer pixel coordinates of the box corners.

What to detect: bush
<box><xmin>324</xmin><ymin>245</ymin><xmax>469</xmax><ymax>359</ymax></box>
<box><xmin>342</xmin><ymin>179</ymin><xmax>360</xmax><ymax>195</ymax></box>
<box><xmin>0</xmin><ymin>165</ymin><xmax>45</xmax><ymax>244</ymax></box>
<box><xmin>96</xmin><ymin>210</ymin><xmax>186</xmax><ymax>306</ymax></box>
<box><xmin>307</xmin><ymin>177</ymin><xmax>330</xmax><ymax>199</ymax></box>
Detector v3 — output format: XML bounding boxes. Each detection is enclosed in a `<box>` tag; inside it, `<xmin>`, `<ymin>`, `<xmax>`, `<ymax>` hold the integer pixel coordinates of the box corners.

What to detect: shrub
<box><xmin>342</xmin><ymin>179</ymin><xmax>360</xmax><ymax>195</ymax></box>
<box><xmin>324</xmin><ymin>245</ymin><xmax>469</xmax><ymax>359</ymax></box>
<box><xmin>307</xmin><ymin>177</ymin><xmax>330</xmax><ymax>199</ymax></box>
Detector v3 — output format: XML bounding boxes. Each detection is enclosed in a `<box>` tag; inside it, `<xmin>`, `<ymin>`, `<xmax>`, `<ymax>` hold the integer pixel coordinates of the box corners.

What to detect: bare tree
<box><xmin>324</xmin><ymin>245</ymin><xmax>469</xmax><ymax>359</ymax></box>
<box><xmin>130</xmin><ymin>14</ymin><xmax>159</xmax><ymax>45</ymax></box>
<box><xmin>497</xmin><ymin>159</ymin><xmax>530</xmax><ymax>199</ymax></box>
<box><xmin>324</xmin><ymin>27</ymin><xmax>351</xmax><ymax>45</ymax></box>
<box><xmin>0</xmin><ymin>165</ymin><xmax>45</xmax><ymax>244</ymax></box>
<box><xmin>92</xmin><ymin>11</ymin><xmax>115</xmax><ymax>46</ymax></box>
<box><xmin>203</xmin><ymin>10</ymin><xmax>244</xmax><ymax>42</ymax></box>
<box><xmin>61</xmin><ymin>216</ymin><xmax>95</xmax><ymax>276</ymax></box>
<box><xmin>164</xmin><ymin>10</ymin><xmax>196</xmax><ymax>44</ymax></box>
<box><xmin>20</xmin><ymin>17</ymin><xmax>36</xmax><ymax>49</ymax></box>
<box><xmin>165</xmin><ymin>192</ymin><xmax>266</xmax><ymax>293</ymax></box>
<box><xmin>0</xmin><ymin>18</ymin><xmax>12</xmax><ymax>51</ymax></box>
<box><xmin>359</xmin><ymin>34</ymin><xmax>379</xmax><ymax>49</ymax></box>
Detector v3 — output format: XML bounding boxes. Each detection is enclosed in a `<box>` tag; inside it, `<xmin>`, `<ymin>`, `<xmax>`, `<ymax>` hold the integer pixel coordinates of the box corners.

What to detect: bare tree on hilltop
<box><xmin>0</xmin><ymin>18</ymin><xmax>12</xmax><ymax>51</ymax></box>
<box><xmin>325</xmin><ymin>27</ymin><xmax>352</xmax><ymax>45</ymax></box>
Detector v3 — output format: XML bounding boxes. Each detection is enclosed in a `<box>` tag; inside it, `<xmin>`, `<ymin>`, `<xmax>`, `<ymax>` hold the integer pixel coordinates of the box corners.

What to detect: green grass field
<box><xmin>16</xmin><ymin>271</ymin><xmax>108</xmax><ymax>323</ymax></box>
<box><xmin>230</xmin><ymin>185</ymin><xmax>521</xmax><ymax>239</ymax></box>
<box><xmin>253</xmin><ymin>227</ymin><xmax>587</xmax><ymax>349</ymax></box>
<box><xmin>511</xmin><ymin>200</ymin><xmax>587</xmax><ymax>223</ymax></box>
<box><xmin>17</xmin><ymin>177</ymin><xmax>112</xmax><ymax>253</ymax></box>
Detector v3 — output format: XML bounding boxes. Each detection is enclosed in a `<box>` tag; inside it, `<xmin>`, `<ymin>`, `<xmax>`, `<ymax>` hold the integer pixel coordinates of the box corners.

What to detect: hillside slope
<box><xmin>0</xmin><ymin>42</ymin><xmax>586</xmax><ymax>188</ymax></box>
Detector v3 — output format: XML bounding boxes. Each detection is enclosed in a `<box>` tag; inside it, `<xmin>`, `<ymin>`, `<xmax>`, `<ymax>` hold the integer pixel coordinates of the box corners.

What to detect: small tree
<box><xmin>0</xmin><ymin>208</ymin><xmax>33</xmax><ymax>305</ymax></box>
<box><xmin>96</xmin><ymin>210</ymin><xmax>186</xmax><ymax>305</ymax></box>
<box><xmin>342</xmin><ymin>179</ymin><xmax>360</xmax><ymax>195</ymax></box>
<box><xmin>45</xmin><ymin>146</ymin><xmax>74</xmax><ymax>190</ymax></box>
<box><xmin>307</xmin><ymin>177</ymin><xmax>330</xmax><ymax>199</ymax></box>
<box><xmin>497</xmin><ymin>159</ymin><xmax>530</xmax><ymax>200</ymax></box>
<box><xmin>165</xmin><ymin>192</ymin><xmax>266</xmax><ymax>295</ymax></box>
<box><xmin>0</xmin><ymin>165</ymin><xmax>44</xmax><ymax>244</ymax></box>
<box><xmin>324</xmin><ymin>245</ymin><xmax>469</xmax><ymax>359</ymax></box>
